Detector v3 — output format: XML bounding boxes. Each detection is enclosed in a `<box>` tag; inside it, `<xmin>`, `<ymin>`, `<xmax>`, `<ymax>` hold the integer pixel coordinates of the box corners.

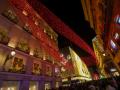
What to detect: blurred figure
<box><xmin>106</xmin><ymin>78</ymin><xmax>117</xmax><ymax>90</ymax></box>
<box><xmin>88</xmin><ymin>84</ymin><xmax>96</xmax><ymax>90</ymax></box>
<box><xmin>116</xmin><ymin>77</ymin><xmax>120</xmax><ymax>90</ymax></box>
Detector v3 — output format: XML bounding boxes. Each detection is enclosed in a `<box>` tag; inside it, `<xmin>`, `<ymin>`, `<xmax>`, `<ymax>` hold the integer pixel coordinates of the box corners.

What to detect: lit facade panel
<box><xmin>81</xmin><ymin>0</ymin><xmax>94</xmax><ymax>29</ymax></box>
<box><xmin>69</xmin><ymin>47</ymin><xmax>91</xmax><ymax>80</ymax></box>
<box><xmin>92</xmin><ymin>36</ymin><xmax>107</xmax><ymax>77</ymax></box>
<box><xmin>80</xmin><ymin>0</ymin><xmax>89</xmax><ymax>21</ymax></box>
<box><xmin>0</xmin><ymin>81</ymin><xmax>19</xmax><ymax>90</ymax></box>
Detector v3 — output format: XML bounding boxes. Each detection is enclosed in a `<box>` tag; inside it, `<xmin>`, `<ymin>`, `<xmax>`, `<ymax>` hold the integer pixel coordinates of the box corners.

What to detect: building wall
<box><xmin>0</xmin><ymin>0</ymin><xmax>62</xmax><ymax>89</ymax></box>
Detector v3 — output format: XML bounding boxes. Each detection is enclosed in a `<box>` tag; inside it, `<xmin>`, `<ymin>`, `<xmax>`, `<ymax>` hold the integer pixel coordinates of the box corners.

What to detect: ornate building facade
<box><xmin>0</xmin><ymin>0</ymin><xmax>70</xmax><ymax>89</ymax></box>
<box><xmin>81</xmin><ymin>0</ymin><xmax>120</xmax><ymax>77</ymax></box>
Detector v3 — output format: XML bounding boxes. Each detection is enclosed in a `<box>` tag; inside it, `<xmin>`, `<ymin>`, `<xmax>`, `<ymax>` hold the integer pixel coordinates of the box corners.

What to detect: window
<box><xmin>110</xmin><ymin>40</ymin><xmax>116</xmax><ymax>49</ymax></box>
<box><xmin>114</xmin><ymin>33</ymin><xmax>119</xmax><ymax>40</ymax></box>
<box><xmin>2</xmin><ymin>9</ymin><xmax>18</xmax><ymax>24</ymax></box>
<box><xmin>110</xmin><ymin>40</ymin><xmax>118</xmax><ymax>55</ymax></box>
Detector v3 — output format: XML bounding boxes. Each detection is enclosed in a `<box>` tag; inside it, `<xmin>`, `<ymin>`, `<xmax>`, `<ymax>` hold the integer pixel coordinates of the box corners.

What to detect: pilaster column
<box><xmin>0</xmin><ymin>80</ymin><xmax>3</xmax><ymax>88</ymax></box>
<box><xmin>19</xmin><ymin>80</ymin><xmax>30</xmax><ymax>90</ymax></box>
<box><xmin>38</xmin><ymin>78</ymin><xmax>45</xmax><ymax>90</ymax></box>
<box><xmin>51</xmin><ymin>78</ymin><xmax>56</xmax><ymax>89</ymax></box>
<box><xmin>26</xmin><ymin>57</ymin><xmax>33</xmax><ymax>74</ymax></box>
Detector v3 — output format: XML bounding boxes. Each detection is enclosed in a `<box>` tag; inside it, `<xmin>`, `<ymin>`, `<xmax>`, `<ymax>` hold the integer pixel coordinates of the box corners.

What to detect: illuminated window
<box><xmin>110</xmin><ymin>40</ymin><xmax>116</xmax><ymax>49</ymax></box>
<box><xmin>44</xmin><ymin>29</ymin><xmax>46</xmax><ymax>33</ymax></box>
<box><xmin>118</xmin><ymin>18</ymin><xmax>120</xmax><ymax>24</ymax></box>
<box><xmin>2</xmin><ymin>9</ymin><xmax>18</xmax><ymax>23</ymax></box>
<box><xmin>61</xmin><ymin>67</ymin><xmax>65</xmax><ymax>72</ymax></box>
<box><xmin>29</xmin><ymin>81</ymin><xmax>38</xmax><ymax>90</ymax></box>
<box><xmin>110</xmin><ymin>40</ymin><xmax>118</xmax><ymax>55</ymax></box>
<box><xmin>23</xmin><ymin>23</ymin><xmax>32</xmax><ymax>34</ymax></box>
<box><xmin>35</xmin><ymin>21</ymin><xmax>39</xmax><ymax>25</ymax></box>
<box><xmin>22</xmin><ymin>10</ymin><xmax>28</xmax><ymax>16</ymax></box>
<box><xmin>55</xmin><ymin>67</ymin><xmax>59</xmax><ymax>73</ymax></box>
<box><xmin>116</xmin><ymin>15</ymin><xmax>120</xmax><ymax>24</ymax></box>
<box><xmin>114</xmin><ymin>33</ymin><xmax>119</xmax><ymax>39</ymax></box>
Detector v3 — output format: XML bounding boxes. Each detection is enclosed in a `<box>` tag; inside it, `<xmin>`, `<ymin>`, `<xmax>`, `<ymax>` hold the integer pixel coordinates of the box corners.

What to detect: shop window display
<box><xmin>11</xmin><ymin>57</ymin><xmax>25</xmax><ymax>73</ymax></box>
<box><xmin>0</xmin><ymin>49</ymin><xmax>8</xmax><ymax>70</ymax></box>
<box><xmin>0</xmin><ymin>81</ymin><xmax>19</xmax><ymax>90</ymax></box>
<box><xmin>56</xmin><ymin>82</ymin><xmax>59</xmax><ymax>88</ymax></box>
<box><xmin>55</xmin><ymin>67</ymin><xmax>60</xmax><ymax>77</ymax></box>
<box><xmin>23</xmin><ymin>23</ymin><xmax>32</xmax><ymax>34</ymax></box>
<box><xmin>0</xmin><ymin>27</ymin><xmax>9</xmax><ymax>45</ymax></box>
<box><xmin>2</xmin><ymin>9</ymin><xmax>19</xmax><ymax>24</ymax></box>
<box><xmin>45</xmin><ymin>53</ymin><xmax>53</xmax><ymax>63</ymax></box>
<box><xmin>29</xmin><ymin>81</ymin><xmax>38</xmax><ymax>90</ymax></box>
<box><xmin>46</xmin><ymin>65</ymin><xmax>52</xmax><ymax>76</ymax></box>
<box><xmin>3</xmin><ymin>55</ymin><xmax>25</xmax><ymax>73</ymax></box>
<box><xmin>34</xmin><ymin>48</ymin><xmax>42</xmax><ymax>59</ymax></box>
<box><xmin>45</xmin><ymin>83</ymin><xmax>51</xmax><ymax>90</ymax></box>
<box><xmin>16</xmin><ymin>40</ymin><xmax>30</xmax><ymax>54</ymax></box>
<box><xmin>32</xmin><ymin>63</ymin><xmax>41</xmax><ymax>75</ymax></box>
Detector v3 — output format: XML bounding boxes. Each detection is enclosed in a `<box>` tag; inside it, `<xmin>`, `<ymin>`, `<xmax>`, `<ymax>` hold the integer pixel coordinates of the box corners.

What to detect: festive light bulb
<box><xmin>103</xmin><ymin>53</ymin><xmax>106</xmax><ymax>56</ymax></box>
<box><xmin>11</xmin><ymin>51</ymin><xmax>16</xmax><ymax>56</ymax></box>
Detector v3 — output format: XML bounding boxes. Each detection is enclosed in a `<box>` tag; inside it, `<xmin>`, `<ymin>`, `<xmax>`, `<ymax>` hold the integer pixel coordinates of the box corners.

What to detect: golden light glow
<box><xmin>69</xmin><ymin>47</ymin><xmax>91</xmax><ymax>80</ymax></box>
<box><xmin>92</xmin><ymin>37</ymin><xmax>107</xmax><ymax>78</ymax></box>
<box><xmin>30</xmin><ymin>49</ymin><xmax>34</xmax><ymax>56</ymax></box>
<box><xmin>8</xmin><ymin>39</ymin><xmax>17</xmax><ymax>48</ymax></box>
<box><xmin>29</xmin><ymin>81</ymin><xmax>38</xmax><ymax>90</ymax></box>
<box><xmin>71</xmin><ymin>76</ymin><xmax>92</xmax><ymax>81</ymax></box>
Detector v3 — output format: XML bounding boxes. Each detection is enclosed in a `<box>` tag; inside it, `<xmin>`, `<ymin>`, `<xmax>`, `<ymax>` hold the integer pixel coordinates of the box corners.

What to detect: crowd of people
<box><xmin>50</xmin><ymin>76</ymin><xmax>120</xmax><ymax>90</ymax></box>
